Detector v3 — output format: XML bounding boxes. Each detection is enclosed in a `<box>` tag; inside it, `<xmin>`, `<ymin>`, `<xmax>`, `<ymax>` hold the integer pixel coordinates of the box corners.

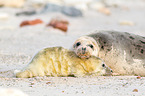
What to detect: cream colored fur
<box><xmin>15</xmin><ymin>47</ymin><xmax>112</xmax><ymax>78</ymax></box>
<box><xmin>73</xmin><ymin>36</ymin><xmax>99</xmax><ymax>58</ymax></box>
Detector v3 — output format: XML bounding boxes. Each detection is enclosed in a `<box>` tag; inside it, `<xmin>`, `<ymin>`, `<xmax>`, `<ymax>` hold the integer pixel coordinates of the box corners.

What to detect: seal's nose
<box><xmin>82</xmin><ymin>47</ymin><xmax>86</xmax><ymax>54</ymax></box>
<box><xmin>82</xmin><ymin>47</ymin><xmax>86</xmax><ymax>51</ymax></box>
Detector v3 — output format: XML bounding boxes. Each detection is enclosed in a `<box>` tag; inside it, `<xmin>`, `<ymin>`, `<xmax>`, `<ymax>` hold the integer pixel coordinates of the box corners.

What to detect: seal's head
<box><xmin>73</xmin><ymin>36</ymin><xmax>99</xmax><ymax>59</ymax></box>
<box><xmin>85</xmin><ymin>57</ymin><xmax>113</xmax><ymax>76</ymax></box>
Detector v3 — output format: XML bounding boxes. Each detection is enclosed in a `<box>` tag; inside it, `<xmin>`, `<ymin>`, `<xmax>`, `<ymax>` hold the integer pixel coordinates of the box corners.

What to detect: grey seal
<box><xmin>73</xmin><ymin>30</ymin><xmax>145</xmax><ymax>76</ymax></box>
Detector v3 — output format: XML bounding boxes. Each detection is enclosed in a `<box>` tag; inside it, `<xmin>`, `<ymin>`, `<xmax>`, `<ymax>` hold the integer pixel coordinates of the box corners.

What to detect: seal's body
<box><xmin>15</xmin><ymin>47</ymin><xmax>112</xmax><ymax>78</ymax></box>
<box><xmin>73</xmin><ymin>30</ymin><xmax>145</xmax><ymax>76</ymax></box>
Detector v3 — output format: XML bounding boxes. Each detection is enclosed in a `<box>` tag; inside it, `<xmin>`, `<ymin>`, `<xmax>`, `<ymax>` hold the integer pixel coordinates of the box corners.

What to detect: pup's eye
<box><xmin>102</xmin><ymin>64</ymin><xmax>105</xmax><ymax>67</ymax></box>
<box><xmin>88</xmin><ymin>44</ymin><xmax>94</xmax><ymax>49</ymax></box>
<box><xmin>76</xmin><ymin>42</ymin><xmax>81</xmax><ymax>47</ymax></box>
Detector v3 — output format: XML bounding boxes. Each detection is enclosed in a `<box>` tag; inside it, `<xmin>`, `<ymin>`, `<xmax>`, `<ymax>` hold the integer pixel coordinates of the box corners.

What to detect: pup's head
<box><xmin>91</xmin><ymin>57</ymin><xmax>113</xmax><ymax>76</ymax></box>
<box><xmin>73</xmin><ymin>36</ymin><xmax>99</xmax><ymax>59</ymax></box>
<box><xmin>81</xmin><ymin>56</ymin><xmax>113</xmax><ymax>76</ymax></box>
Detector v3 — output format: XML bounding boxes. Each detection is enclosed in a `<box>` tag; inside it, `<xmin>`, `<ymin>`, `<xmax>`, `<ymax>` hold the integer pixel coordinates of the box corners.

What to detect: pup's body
<box><xmin>15</xmin><ymin>47</ymin><xmax>112</xmax><ymax>78</ymax></box>
<box><xmin>73</xmin><ymin>30</ymin><xmax>145</xmax><ymax>76</ymax></box>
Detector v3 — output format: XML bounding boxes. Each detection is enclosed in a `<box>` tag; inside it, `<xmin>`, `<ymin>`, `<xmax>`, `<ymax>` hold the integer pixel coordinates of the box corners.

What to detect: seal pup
<box><xmin>15</xmin><ymin>47</ymin><xmax>112</xmax><ymax>78</ymax></box>
<box><xmin>73</xmin><ymin>30</ymin><xmax>145</xmax><ymax>76</ymax></box>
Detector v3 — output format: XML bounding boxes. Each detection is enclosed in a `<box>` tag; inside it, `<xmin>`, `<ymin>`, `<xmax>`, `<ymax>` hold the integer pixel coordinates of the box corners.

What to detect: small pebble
<box><xmin>46</xmin><ymin>82</ymin><xmax>51</xmax><ymax>84</ymax></box>
<box><xmin>133</xmin><ymin>89</ymin><xmax>138</xmax><ymax>92</ymax></box>
<box><xmin>137</xmin><ymin>76</ymin><xmax>141</xmax><ymax>79</ymax></box>
<box><xmin>119</xmin><ymin>21</ymin><xmax>135</xmax><ymax>26</ymax></box>
<box><xmin>98</xmin><ymin>7</ymin><xmax>111</xmax><ymax>15</ymax></box>
<box><xmin>30</xmin><ymin>82</ymin><xmax>35</xmax><ymax>85</ymax></box>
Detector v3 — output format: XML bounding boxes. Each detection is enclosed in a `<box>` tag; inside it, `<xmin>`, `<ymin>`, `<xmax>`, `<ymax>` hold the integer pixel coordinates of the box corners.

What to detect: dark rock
<box><xmin>41</xmin><ymin>3</ymin><xmax>62</xmax><ymax>13</ymax></box>
<box><xmin>40</xmin><ymin>3</ymin><xmax>82</xmax><ymax>17</ymax></box>
<box><xmin>16</xmin><ymin>10</ymin><xmax>36</xmax><ymax>16</ymax></box>
<box><xmin>61</xmin><ymin>6</ymin><xmax>82</xmax><ymax>17</ymax></box>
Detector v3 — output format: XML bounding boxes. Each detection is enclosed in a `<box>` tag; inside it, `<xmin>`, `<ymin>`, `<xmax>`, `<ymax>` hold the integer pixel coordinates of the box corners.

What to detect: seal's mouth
<box><xmin>76</xmin><ymin>48</ymin><xmax>92</xmax><ymax>59</ymax></box>
<box><xmin>78</xmin><ymin>55</ymin><xmax>90</xmax><ymax>59</ymax></box>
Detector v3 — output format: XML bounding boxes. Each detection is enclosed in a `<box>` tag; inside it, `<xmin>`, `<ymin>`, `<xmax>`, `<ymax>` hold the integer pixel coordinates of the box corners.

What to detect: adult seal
<box><xmin>73</xmin><ymin>30</ymin><xmax>145</xmax><ymax>76</ymax></box>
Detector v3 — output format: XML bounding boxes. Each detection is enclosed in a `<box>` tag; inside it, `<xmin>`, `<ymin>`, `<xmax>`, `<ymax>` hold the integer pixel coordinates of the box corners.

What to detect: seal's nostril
<box><xmin>82</xmin><ymin>47</ymin><xmax>86</xmax><ymax>50</ymax></box>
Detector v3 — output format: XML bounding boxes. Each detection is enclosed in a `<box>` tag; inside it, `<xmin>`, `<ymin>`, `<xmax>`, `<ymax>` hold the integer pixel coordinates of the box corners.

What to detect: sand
<box><xmin>0</xmin><ymin>0</ymin><xmax>145</xmax><ymax>96</ymax></box>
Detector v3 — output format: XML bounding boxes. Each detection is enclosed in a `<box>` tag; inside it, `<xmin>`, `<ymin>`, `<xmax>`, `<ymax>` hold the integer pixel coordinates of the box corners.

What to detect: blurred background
<box><xmin>0</xmin><ymin>0</ymin><xmax>145</xmax><ymax>55</ymax></box>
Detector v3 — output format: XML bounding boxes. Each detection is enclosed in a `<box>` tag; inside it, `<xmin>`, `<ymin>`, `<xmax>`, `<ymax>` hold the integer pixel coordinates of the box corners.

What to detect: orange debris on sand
<box><xmin>47</xmin><ymin>19</ymin><xmax>69</xmax><ymax>32</ymax></box>
<box><xmin>20</xmin><ymin>19</ymin><xmax>43</xmax><ymax>27</ymax></box>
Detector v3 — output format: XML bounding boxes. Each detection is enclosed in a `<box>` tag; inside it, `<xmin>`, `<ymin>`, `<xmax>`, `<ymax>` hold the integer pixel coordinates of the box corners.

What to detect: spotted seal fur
<box><xmin>73</xmin><ymin>30</ymin><xmax>145</xmax><ymax>76</ymax></box>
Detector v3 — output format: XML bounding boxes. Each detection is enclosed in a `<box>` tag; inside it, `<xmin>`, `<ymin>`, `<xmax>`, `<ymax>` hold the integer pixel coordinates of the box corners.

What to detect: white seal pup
<box><xmin>73</xmin><ymin>30</ymin><xmax>145</xmax><ymax>76</ymax></box>
<box><xmin>15</xmin><ymin>47</ymin><xmax>112</xmax><ymax>78</ymax></box>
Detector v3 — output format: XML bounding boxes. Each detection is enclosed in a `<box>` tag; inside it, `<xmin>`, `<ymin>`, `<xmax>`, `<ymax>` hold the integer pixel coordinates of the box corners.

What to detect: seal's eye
<box><xmin>102</xmin><ymin>64</ymin><xmax>105</xmax><ymax>67</ymax></box>
<box><xmin>88</xmin><ymin>44</ymin><xmax>94</xmax><ymax>49</ymax></box>
<box><xmin>111</xmin><ymin>70</ymin><xmax>113</xmax><ymax>73</ymax></box>
<box><xmin>76</xmin><ymin>42</ymin><xmax>81</xmax><ymax>47</ymax></box>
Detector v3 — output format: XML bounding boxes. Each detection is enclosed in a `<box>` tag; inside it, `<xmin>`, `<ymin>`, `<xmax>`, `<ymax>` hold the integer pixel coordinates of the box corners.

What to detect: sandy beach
<box><xmin>0</xmin><ymin>0</ymin><xmax>145</xmax><ymax>96</ymax></box>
